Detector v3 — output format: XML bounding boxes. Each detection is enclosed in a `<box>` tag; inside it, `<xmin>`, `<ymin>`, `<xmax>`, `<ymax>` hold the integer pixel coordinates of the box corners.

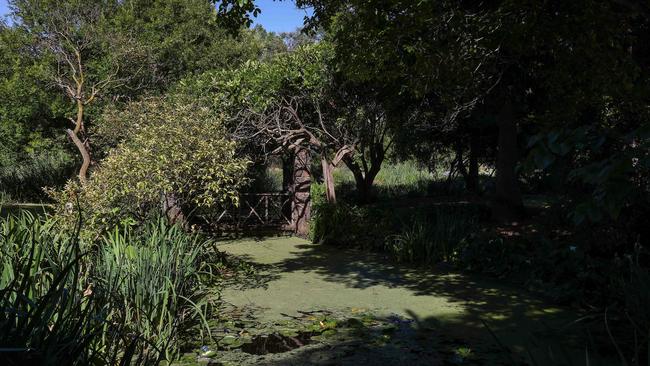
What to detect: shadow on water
<box><xmin>220</xmin><ymin>239</ymin><xmax>619</xmax><ymax>365</ymax></box>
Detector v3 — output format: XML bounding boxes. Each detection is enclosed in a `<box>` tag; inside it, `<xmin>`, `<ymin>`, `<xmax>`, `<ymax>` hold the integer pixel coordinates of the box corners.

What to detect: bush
<box><xmin>49</xmin><ymin>97</ymin><xmax>250</xmax><ymax>234</ymax></box>
<box><xmin>385</xmin><ymin>207</ymin><xmax>478</xmax><ymax>264</ymax></box>
<box><xmin>311</xmin><ymin>182</ymin><xmax>481</xmax><ymax>265</ymax></box>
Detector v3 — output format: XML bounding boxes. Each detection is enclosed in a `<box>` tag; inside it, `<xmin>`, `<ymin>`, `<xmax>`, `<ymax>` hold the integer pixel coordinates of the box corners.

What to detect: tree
<box><xmin>214</xmin><ymin>0</ymin><xmax>260</xmax><ymax>30</ymax></box>
<box><xmin>213</xmin><ymin>43</ymin><xmax>351</xmax><ymax>204</ymax></box>
<box><xmin>114</xmin><ymin>1</ymin><xmax>281</xmax><ymax>90</ymax></box>
<box><xmin>299</xmin><ymin>0</ymin><xmax>650</xmax><ymax>223</ymax></box>
<box><xmin>0</xmin><ymin>21</ymin><xmax>68</xmax><ymax>168</ymax></box>
<box><xmin>203</xmin><ymin>41</ymin><xmax>399</xmax><ymax>205</ymax></box>
<box><xmin>334</xmin><ymin>81</ymin><xmax>394</xmax><ymax>203</ymax></box>
<box><xmin>299</xmin><ymin>0</ymin><xmax>513</xmax><ymax>211</ymax></box>
<box><xmin>11</xmin><ymin>0</ymin><xmax>147</xmax><ymax>183</ymax></box>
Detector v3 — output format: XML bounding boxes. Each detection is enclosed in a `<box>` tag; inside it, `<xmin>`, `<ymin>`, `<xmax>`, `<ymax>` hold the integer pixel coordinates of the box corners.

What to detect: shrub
<box><xmin>310</xmin><ymin>200</ymin><xmax>376</xmax><ymax>246</ymax></box>
<box><xmin>48</xmin><ymin>97</ymin><xmax>250</xmax><ymax>233</ymax></box>
<box><xmin>311</xmin><ymin>182</ymin><xmax>481</xmax><ymax>264</ymax></box>
<box><xmin>385</xmin><ymin>206</ymin><xmax>478</xmax><ymax>264</ymax></box>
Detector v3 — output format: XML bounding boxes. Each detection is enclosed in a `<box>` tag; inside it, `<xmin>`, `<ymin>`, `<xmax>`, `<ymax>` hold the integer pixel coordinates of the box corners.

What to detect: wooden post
<box><xmin>321</xmin><ymin>157</ymin><xmax>336</xmax><ymax>203</ymax></box>
<box><xmin>291</xmin><ymin>147</ymin><xmax>311</xmax><ymax>237</ymax></box>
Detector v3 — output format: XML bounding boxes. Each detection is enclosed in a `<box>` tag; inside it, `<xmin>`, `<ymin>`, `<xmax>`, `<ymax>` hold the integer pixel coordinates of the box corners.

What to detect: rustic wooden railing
<box><xmin>210</xmin><ymin>192</ymin><xmax>292</xmax><ymax>229</ymax></box>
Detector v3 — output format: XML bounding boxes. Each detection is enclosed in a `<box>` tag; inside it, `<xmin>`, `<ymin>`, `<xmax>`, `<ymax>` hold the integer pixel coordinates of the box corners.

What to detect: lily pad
<box><xmin>320</xmin><ymin>329</ymin><xmax>338</xmax><ymax>338</ymax></box>
<box><xmin>220</xmin><ymin>335</ymin><xmax>238</xmax><ymax>345</ymax></box>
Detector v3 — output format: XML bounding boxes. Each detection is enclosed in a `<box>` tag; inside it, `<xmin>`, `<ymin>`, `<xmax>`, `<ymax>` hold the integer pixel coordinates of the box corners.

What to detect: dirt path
<box><xmin>213</xmin><ymin>236</ymin><xmax>593</xmax><ymax>365</ymax></box>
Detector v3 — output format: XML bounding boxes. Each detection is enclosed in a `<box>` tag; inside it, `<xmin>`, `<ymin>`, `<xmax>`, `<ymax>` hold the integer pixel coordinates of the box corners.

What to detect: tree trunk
<box><xmin>281</xmin><ymin>153</ymin><xmax>295</xmax><ymax>222</ymax></box>
<box><xmin>162</xmin><ymin>193</ymin><xmax>187</xmax><ymax>228</ymax></box>
<box><xmin>467</xmin><ymin>133</ymin><xmax>480</xmax><ymax>194</ymax></box>
<box><xmin>292</xmin><ymin>148</ymin><xmax>312</xmax><ymax>237</ymax></box>
<box><xmin>66</xmin><ymin>129</ymin><xmax>91</xmax><ymax>184</ymax></box>
<box><xmin>282</xmin><ymin>152</ymin><xmax>294</xmax><ymax>192</ymax></box>
<box><xmin>342</xmin><ymin>142</ymin><xmax>384</xmax><ymax>204</ymax></box>
<box><xmin>344</xmin><ymin>158</ymin><xmax>380</xmax><ymax>204</ymax></box>
<box><xmin>69</xmin><ymin>100</ymin><xmax>92</xmax><ymax>183</ymax></box>
<box><xmin>493</xmin><ymin>99</ymin><xmax>524</xmax><ymax>220</ymax></box>
<box><xmin>321</xmin><ymin>156</ymin><xmax>336</xmax><ymax>204</ymax></box>
<box><xmin>454</xmin><ymin>142</ymin><xmax>469</xmax><ymax>182</ymax></box>
<box><xmin>356</xmin><ymin>176</ymin><xmax>371</xmax><ymax>204</ymax></box>
<box><xmin>361</xmin><ymin>171</ymin><xmax>379</xmax><ymax>203</ymax></box>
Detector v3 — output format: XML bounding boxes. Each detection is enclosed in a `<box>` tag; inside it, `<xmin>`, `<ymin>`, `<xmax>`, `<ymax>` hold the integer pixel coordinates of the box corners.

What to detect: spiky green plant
<box><xmin>0</xmin><ymin>212</ymin><xmax>215</xmax><ymax>364</ymax></box>
<box><xmin>384</xmin><ymin>206</ymin><xmax>478</xmax><ymax>264</ymax></box>
<box><xmin>0</xmin><ymin>211</ymin><xmax>149</xmax><ymax>365</ymax></box>
<box><xmin>97</xmin><ymin>219</ymin><xmax>213</xmax><ymax>361</ymax></box>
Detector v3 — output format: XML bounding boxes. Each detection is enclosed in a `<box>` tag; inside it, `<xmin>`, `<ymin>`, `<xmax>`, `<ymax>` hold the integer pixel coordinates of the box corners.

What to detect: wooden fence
<box><xmin>209</xmin><ymin>192</ymin><xmax>292</xmax><ymax>230</ymax></box>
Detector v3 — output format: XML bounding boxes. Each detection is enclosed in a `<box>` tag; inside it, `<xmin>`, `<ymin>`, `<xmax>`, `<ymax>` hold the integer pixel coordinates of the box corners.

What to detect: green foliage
<box><xmin>222</xmin><ymin>42</ymin><xmax>333</xmax><ymax>114</ymax></box>
<box><xmin>333</xmin><ymin>160</ymin><xmax>469</xmax><ymax>202</ymax></box>
<box><xmin>619</xmin><ymin>255</ymin><xmax>650</xmax><ymax>365</ymax></box>
<box><xmin>0</xmin><ymin>150</ymin><xmax>75</xmax><ymax>202</ymax></box>
<box><xmin>526</xmin><ymin>115</ymin><xmax>650</xmax><ymax>225</ymax></box>
<box><xmin>0</xmin><ymin>22</ymin><xmax>69</xmax><ymax>170</ymax></box>
<box><xmin>0</xmin><ymin>212</ymin><xmax>152</xmax><ymax>365</ymax></box>
<box><xmin>50</xmin><ymin>97</ymin><xmax>250</xmax><ymax>231</ymax></box>
<box><xmin>0</xmin><ymin>211</ymin><xmax>217</xmax><ymax>364</ymax></box>
<box><xmin>385</xmin><ymin>207</ymin><xmax>478</xmax><ymax>265</ymax></box>
<box><xmin>311</xmin><ymin>182</ymin><xmax>481</xmax><ymax>265</ymax></box>
<box><xmin>2</xmin><ymin>0</ymin><xmax>277</xmax><ymax>183</ymax></box>
<box><xmin>214</xmin><ymin>0</ymin><xmax>260</xmax><ymax>30</ymax></box>
<box><xmin>97</xmin><ymin>219</ymin><xmax>214</xmax><ymax>360</ymax></box>
<box><xmin>113</xmin><ymin>0</ymin><xmax>282</xmax><ymax>89</ymax></box>
<box><xmin>310</xmin><ymin>201</ymin><xmax>374</xmax><ymax>248</ymax></box>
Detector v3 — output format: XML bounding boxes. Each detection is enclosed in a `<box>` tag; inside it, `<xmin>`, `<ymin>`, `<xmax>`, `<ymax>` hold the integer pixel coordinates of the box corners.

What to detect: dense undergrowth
<box><xmin>0</xmin><ymin>151</ymin><xmax>75</xmax><ymax>203</ymax></box>
<box><xmin>309</xmin><ymin>178</ymin><xmax>650</xmax><ymax>365</ymax></box>
<box><xmin>0</xmin><ymin>212</ymin><xmax>219</xmax><ymax>365</ymax></box>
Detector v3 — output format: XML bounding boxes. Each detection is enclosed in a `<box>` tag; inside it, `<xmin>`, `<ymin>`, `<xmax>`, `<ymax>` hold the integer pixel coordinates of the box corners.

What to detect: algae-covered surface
<box><xmin>178</xmin><ymin>236</ymin><xmax>601</xmax><ymax>365</ymax></box>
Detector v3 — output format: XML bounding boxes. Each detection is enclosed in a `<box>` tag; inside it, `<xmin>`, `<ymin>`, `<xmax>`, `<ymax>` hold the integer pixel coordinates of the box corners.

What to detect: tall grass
<box><xmin>0</xmin><ymin>212</ymin><xmax>215</xmax><ymax>364</ymax></box>
<box><xmin>384</xmin><ymin>206</ymin><xmax>478</xmax><ymax>264</ymax></box>
<box><xmin>0</xmin><ymin>151</ymin><xmax>75</xmax><ymax>202</ymax></box>
<box><xmin>331</xmin><ymin>160</ymin><xmax>471</xmax><ymax>201</ymax></box>
<box><xmin>98</xmin><ymin>220</ymin><xmax>213</xmax><ymax>360</ymax></box>
<box><xmin>0</xmin><ymin>212</ymin><xmax>148</xmax><ymax>365</ymax></box>
<box><xmin>332</xmin><ymin>161</ymin><xmax>436</xmax><ymax>198</ymax></box>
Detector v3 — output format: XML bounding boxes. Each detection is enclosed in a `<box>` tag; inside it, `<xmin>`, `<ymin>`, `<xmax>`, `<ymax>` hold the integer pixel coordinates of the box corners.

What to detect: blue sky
<box><xmin>0</xmin><ymin>0</ymin><xmax>8</xmax><ymax>22</ymax></box>
<box><xmin>252</xmin><ymin>0</ymin><xmax>312</xmax><ymax>33</ymax></box>
<box><xmin>0</xmin><ymin>0</ymin><xmax>310</xmax><ymax>33</ymax></box>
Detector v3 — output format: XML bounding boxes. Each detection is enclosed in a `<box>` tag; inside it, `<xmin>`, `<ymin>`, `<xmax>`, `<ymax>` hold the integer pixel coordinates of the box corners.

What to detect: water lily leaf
<box><xmin>280</xmin><ymin>329</ymin><xmax>299</xmax><ymax>337</ymax></box>
<box><xmin>321</xmin><ymin>329</ymin><xmax>337</xmax><ymax>338</ymax></box>
<box><xmin>201</xmin><ymin>350</ymin><xmax>217</xmax><ymax>358</ymax></box>
<box><xmin>220</xmin><ymin>335</ymin><xmax>238</xmax><ymax>345</ymax></box>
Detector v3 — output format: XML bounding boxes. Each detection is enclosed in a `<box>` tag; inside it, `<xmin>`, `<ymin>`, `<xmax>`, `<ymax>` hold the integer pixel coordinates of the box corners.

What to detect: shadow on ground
<box><xmin>216</xmin><ymin>237</ymin><xmax>617</xmax><ymax>365</ymax></box>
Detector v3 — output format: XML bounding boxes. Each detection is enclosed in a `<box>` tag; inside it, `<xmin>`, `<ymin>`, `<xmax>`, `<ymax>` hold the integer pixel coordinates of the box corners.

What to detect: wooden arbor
<box><xmin>209</xmin><ymin>149</ymin><xmax>312</xmax><ymax>236</ymax></box>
